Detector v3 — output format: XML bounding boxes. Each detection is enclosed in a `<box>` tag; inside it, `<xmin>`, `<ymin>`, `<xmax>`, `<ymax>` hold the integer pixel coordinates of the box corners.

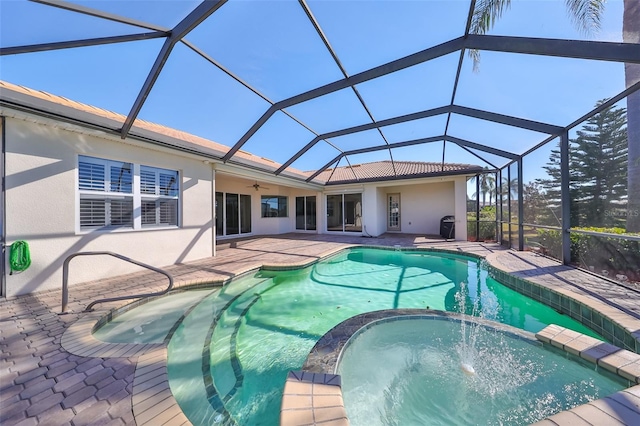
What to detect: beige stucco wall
<box><xmin>3</xmin><ymin>116</ymin><xmax>214</xmax><ymax>297</ymax></box>
<box><xmin>373</xmin><ymin>181</ymin><xmax>456</xmax><ymax>236</ymax></box>
<box><xmin>1</xmin><ymin>110</ymin><xmax>473</xmax><ymax>298</ymax></box>
<box><xmin>323</xmin><ymin>179</ymin><xmax>466</xmax><ymax>238</ymax></box>
<box><xmin>214</xmin><ymin>173</ymin><xmax>322</xmax><ymax>237</ymax></box>
<box><xmin>454</xmin><ymin>177</ymin><xmax>469</xmax><ymax>241</ymax></box>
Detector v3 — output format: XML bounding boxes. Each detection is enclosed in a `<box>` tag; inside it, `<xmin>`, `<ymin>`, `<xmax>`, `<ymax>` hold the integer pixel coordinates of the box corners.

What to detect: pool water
<box><xmin>166</xmin><ymin>248</ymin><xmax>605</xmax><ymax>426</ymax></box>
<box><xmin>337</xmin><ymin>317</ymin><xmax>626</xmax><ymax>426</ymax></box>
<box><xmin>93</xmin><ymin>289</ymin><xmax>214</xmax><ymax>344</ymax></box>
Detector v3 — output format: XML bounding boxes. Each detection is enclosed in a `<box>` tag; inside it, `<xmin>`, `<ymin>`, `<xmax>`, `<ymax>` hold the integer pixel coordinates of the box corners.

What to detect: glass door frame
<box><xmin>325</xmin><ymin>192</ymin><xmax>363</xmax><ymax>233</ymax></box>
<box><xmin>215</xmin><ymin>191</ymin><xmax>252</xmax><ymax>237</ymax></box>
<box><xmin>295</xmin><ymin>196</ymin><xmax>317</xmax><ymax>231</ymax></box>
<box><xmin>387</xmin><ymin>193</ymin><xmax>401</xmax><ymax>232</ymax></box>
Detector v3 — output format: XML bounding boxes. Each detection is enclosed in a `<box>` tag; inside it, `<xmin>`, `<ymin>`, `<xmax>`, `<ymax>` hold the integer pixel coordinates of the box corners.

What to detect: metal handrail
<box><xmin>61</xmin><ymin>251</ymin><xmax>174</xmax><ymax>313</ymax></box>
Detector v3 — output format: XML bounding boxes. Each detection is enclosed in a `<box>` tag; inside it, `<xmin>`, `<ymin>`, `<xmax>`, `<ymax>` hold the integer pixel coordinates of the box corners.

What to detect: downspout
<box><xmin>1</xmin><ymin>116</ymin><xmax>6</xmax><ymax>298</ymax></box>
<box><xmin>211</xmin><ymin>165</ymin><xmax>216</xmax><ymax>257</ymax></box>
<box><xmin>475</xmin><ymin>173</ymin><xmax>480</xmax><ymax>241</ymax></box>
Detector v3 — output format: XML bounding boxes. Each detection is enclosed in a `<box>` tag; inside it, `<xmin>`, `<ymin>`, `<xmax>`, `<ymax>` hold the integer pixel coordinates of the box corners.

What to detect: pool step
<box><xmin>280</xmin><ymin>371</ymin><xmax>348</xmax><ymax>426</ymax></box>
<box><xmin>533</xmin><ymin>325</ymin><xmax>640</xmax><ymax>425</ymax></box>
<box><xmin>535</xmin><ymin>324</ymin><xmax>640</xmax><ymax>383</ymax></box>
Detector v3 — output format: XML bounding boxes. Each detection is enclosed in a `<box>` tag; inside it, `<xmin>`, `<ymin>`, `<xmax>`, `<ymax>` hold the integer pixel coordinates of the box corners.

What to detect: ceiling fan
<box><xmin>247</xmin><ymin>182</ymin><xmax>269</xmax><ymax>191</ymax></box>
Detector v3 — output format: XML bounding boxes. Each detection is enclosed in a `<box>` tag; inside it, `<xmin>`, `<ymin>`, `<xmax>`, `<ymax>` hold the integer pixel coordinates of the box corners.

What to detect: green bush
<box><xmin>536</xmin><ymin>227</ymin><xmax>640</xmax><ymax>275</ymax></box>
<box><xmin>467</xmin><ymin>207</ymin><xmax>497</xmax><ymax>241</ymax></box>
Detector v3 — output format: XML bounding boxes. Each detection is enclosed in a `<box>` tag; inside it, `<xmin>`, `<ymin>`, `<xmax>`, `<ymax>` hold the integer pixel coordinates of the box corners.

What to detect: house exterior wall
<box><xmin>214</xmin><ymin>175</ymin><xmax>322</xmax><ymax>236</ymax></box>
<box><xmin>322</xmin><ymin>179</ymin><xmax>466</xmax><ymax>239</ymax></box>
<box><xmin>374</xmin><ymin>187</ymin><xmax>388</xmax><ymax>237</ymax></box>
<box><xmin>0</xmin><ymin>105</ymin><xmax>473</xmax><ymax>298</ymax></box>
<box><xmin>373</xmin><ymin>181</ymin><xmax>456</xmax><ymax>236</ymax></box>
<box><xmin>454</xmin><ymin>177</ymin><xmax>469</xmax><ymax>241</ymax></box>
<box><xmin>362</xmin><ymin>186</ymin><xmax>381</xmax><ymax>236</ymax></box>
<box><xmin>3</xmin><ymin>116</ymin><xmax>214</xmax><ymax>297</ymax></box>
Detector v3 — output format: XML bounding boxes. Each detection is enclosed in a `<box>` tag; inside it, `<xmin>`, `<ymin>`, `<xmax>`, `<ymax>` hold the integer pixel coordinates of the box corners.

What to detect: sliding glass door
<box><xmin>240</xmin><ymin>194</ymin><xmax>251</xmax><ymax>234</ymax></box>
<box><xmin>295</xmin><ymin>196</ymin><xmax>316</xmax><ymax>231</ymax></box>
<box><xmin>216</xmin><ymin>191</ymin><xmax>251</xmax><ymax>236</ymax></box>
<box><xmin>326</xmin><ymin>195</ymin><xmax>343</xmax><ymax>232</ymax></box>
<box><xmin>215</xmin><ymin>192</ymin><xmax>224</xmax><ymax>236</ymax></box>
<box><xmin>226</xmin><ymin>193</ymin><xmax>239</xmax><ymax>235</ymax></box>
<box><xmin>326</xmin><ymin>193</ymin><xmax>362</xmax><ymax>232</ymax></box>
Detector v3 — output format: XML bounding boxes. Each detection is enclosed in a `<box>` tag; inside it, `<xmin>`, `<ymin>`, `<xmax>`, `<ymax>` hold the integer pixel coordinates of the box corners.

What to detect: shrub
<box><xmin>536</xmin><ymin>227</ymin><xmax>640</xmax><ymax>276</ymax></box>
<box><xmin>467</xmin><ymin>206</ymin><xmax>498</xmax><ymax>241</ymax></box>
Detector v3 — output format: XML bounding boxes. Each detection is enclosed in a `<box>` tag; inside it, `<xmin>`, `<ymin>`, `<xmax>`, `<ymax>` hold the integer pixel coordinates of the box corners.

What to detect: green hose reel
<box><xmin>9</xmin><ymin>240</ymin><xmax>31</xmax><ymax>274</ymax></box>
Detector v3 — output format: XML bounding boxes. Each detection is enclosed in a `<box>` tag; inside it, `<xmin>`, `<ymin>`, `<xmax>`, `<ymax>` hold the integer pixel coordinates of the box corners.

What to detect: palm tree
<box><xmin>470</xmin><ymin>169</ymin><xmax>497</xmax><ymax>206</ymax></box>
<box><xmin>485</xmin><ymin>173</ymin><xmax>496</xmax><ymax>206</ymax></box>
<box><xmin>501</xmin><ymin>176</ymin><xmax>518</xmax><ymax>200</ymax></box>
<box><xmin>478</xmin><ymin>172</ymin><xmax>496</xmax><ymax>207</ymax></box>
<box><xmin>470</xmin><ymin>0</ymin><xmax>640</xmax><ymax>232</ymax></box>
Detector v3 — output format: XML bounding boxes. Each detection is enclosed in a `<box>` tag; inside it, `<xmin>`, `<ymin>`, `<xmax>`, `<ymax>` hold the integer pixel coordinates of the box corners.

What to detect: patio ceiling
<box><xmin>1</xmin><ymin>0</ymin><xmax>639</xmax><ymax>184</ymax></box>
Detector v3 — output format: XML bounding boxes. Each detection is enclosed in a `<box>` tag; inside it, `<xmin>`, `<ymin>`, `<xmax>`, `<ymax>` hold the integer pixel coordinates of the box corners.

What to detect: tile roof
<box><xmin>314</xmin><ymin>161</ymin><xmax>483</xmax><ymax>184</ymax></box>
<box><xmin>1</xmin><ymin>80</ymin><xmax>482</xmax><ymax>185</ymax></box>
<box><xmin>0</xmin><ymin>80</ymin><xmax>310</xmax><ymax>180</ymax></box>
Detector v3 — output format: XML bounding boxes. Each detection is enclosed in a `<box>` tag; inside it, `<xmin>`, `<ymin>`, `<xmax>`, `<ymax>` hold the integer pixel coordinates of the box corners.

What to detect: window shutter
<box><xmin>159</xmin><ymin>172</ymin><xmax>178</xmax><ymax>196</ymax></box>
<box><xmin>79</xmin><ymin>198</ymin><xmax>106</xmax><ymax>228</ymax></box>
<box><xmin>140</xmin><ymin>169</ymin><xmax>156</xmax><ymax>194</ymax></box>
<box><xmin>79</xmin><ymin>157</ymin><xmax>179</xmax><ymax>231</ymax></box>
<box><xmin>159</xmin><ymin>199</ymin><xmax>178</xmax><ymax>225</ymax></box>
<box><xmin>110</xmin><ymin>164</ymin><xmax>132</xmax><ymax>193</ymax></box>
<box><xmin>141</xmin><ymin>200</ymin><xmax>156</xmax><ymax>225</ymax></box>
<box><xmin>79</xmin><ymin>161</ymin><xmax>105</xmax><ymax>191</ymax></box>
<box><xmin>109</xmin><ymin>199</ymin><xmax>133</xmax><ymax>227</ymax></box>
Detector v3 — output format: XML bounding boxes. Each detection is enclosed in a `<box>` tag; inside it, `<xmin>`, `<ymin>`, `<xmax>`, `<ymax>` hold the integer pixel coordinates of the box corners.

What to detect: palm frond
<box><xmin>469</xmin><ymin>0</ymin><xmax>512</xmax><ymax>36</ymax></box>
<box><xmin>468</xmin><ymin>0</ymin><xmax>512</xmax><ymax>72</ymax></box>
<box><xmin>564</xmin><ymin>0</ymin><xmax>605</xmax><ymax>35</ymax></box>
<box><xmin>467</xmin><ymin>0</ymin><xmax>605</xmax><ymax>71</ymax></box>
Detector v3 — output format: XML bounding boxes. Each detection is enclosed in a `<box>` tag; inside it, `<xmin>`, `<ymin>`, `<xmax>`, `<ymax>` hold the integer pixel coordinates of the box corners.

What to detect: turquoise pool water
<box><xmin>337</xmin><ymin>317</ymin><xmax>626</xmax><ymax>426</ymax></box>
<box><xmin>93</xmin><ymin>289</ymin><xmax>214</xmax><ymax>344</ymax></box>
<box><xmin>166</xmin><ymin>248</ymin><xmax>605</xmax><ymax>425</ymax></box>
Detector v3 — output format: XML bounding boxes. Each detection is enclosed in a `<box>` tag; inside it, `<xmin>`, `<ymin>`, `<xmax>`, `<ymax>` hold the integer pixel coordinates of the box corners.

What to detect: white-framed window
<box><xmin>140</xmin><ymin>165</ymin><xmax>179</xmax><ymax>228</ymax></box>
<box><xmin>78</xmin><ymin>155</ymin><xmax>179</xmax><ymax>231</ymax></box>
<box><xmin>261</xmin><ymin>196</ymin><xmax>288</xmax><ymax>218</ymax></box>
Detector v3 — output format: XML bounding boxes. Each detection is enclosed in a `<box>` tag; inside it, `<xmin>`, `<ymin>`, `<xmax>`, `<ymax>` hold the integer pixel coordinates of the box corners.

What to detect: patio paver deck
<box><xmin>1</xmin><ymin>233</ymin><xmax>639</xmax><ymax>425</ymax></box>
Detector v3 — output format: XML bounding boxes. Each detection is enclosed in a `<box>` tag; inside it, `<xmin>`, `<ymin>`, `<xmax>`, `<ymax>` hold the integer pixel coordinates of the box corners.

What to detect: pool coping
<box><xmin>300</xmin><ymin>309</ymin><xmax>539</xmax><ymax>375</ymax></box>
<box><xmin>57</xmin><ymin>244</ymin><xmax>640</xmax><ymax>426</ymax></box>
<box><xmin>56</xmin><ymin>245</ymin><xmax>359</xmax><ymax>426</ymax></box>
<box><xmin>283</xmin><ymin>311</ymin><xmax>640</xmax><ymax>426</ymax></box>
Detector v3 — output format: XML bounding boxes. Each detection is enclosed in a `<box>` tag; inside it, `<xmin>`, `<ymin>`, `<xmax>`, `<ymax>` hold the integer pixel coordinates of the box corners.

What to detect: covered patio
<box><xmin>2</xmin><ymin>234</ymin><xmax>639</xmax><ymax>425</ymax></box>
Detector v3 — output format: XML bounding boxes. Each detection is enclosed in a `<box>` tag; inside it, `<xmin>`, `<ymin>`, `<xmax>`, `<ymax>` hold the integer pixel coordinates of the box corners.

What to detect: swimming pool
<box><xmin>93</xmin><ymin>289</ymin><xmax>213</xmax><ymax>344</ymax></box>
<box><xmin>164</xmin><ymin>247</ymin><xmax>603</xmax><ymax>425</ymax></box>
<box><xmin>337</xmin><ymin>316</ymin><xmax>626</xmax><ymax>426</ymax></box>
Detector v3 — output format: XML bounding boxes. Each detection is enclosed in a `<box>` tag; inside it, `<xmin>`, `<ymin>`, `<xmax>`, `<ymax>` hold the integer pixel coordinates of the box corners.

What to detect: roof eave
<box><xmin>323</xmin><ymin>168</ymin><xmax>484</xmax><ymax>185</ymax></box>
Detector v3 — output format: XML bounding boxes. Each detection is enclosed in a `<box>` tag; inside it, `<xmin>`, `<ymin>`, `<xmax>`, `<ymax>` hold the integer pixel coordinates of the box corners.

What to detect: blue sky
<box><xmin>0</xmin><ymin>0</ymin><xmax>629</xmax><ymax>182</ymax></box>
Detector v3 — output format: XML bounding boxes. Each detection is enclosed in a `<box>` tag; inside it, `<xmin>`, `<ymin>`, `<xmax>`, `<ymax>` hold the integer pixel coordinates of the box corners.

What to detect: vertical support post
<box><xmin>560</xmin><ymin>130</ymin><xmax>571</xmax><ymax>265</ymax></box>
<box><xmin>518</xmin><ymin>157</ymin><xmax>524</xmax><ymax>251</ymax></box>
<box><xmin>211</xmin><ymin>166</ymin><xmax>216</xmax><ymax>257</ymax></box>
<box><xmin>493</xmin><ymin>171</ymin><xmax>502</xmax><ymax>241</ymax></box>
<box><xmin>475</xmin><ymin>173</ymin><xmax>480</xmax><ymax>241</ymax></box>
<box><xmin>497</xmin><ymin>169</ymin><xmax>503</xmax><ymax>243</ymax></box>
<box><xmin>62</xmin><ymin>257</ymin><xmax>69</xmax><ymax>313</ymax></box>
<box><xmin>507</xmin><ymin>166</ymin><xmax>512</xmax><ymax>247</ymax></box>
<box><xmin>1</xmin><ymin>116</ymin><xmax>6</xmax><ymax>298</ymax></box>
